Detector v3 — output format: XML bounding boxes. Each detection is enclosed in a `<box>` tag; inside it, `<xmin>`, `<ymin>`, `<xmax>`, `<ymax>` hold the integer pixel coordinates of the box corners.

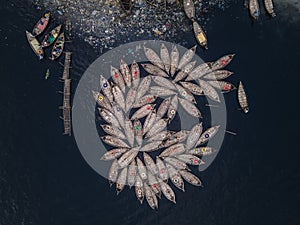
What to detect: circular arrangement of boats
<box><xmin>95</xmin><ymin>44</ymin><xmax>249</xmax><ymax>209</ymax></box>
<box><xmin>25</xmin><ymin>1</ymin><xmax>256</xmax><ymax>210</ymax></box>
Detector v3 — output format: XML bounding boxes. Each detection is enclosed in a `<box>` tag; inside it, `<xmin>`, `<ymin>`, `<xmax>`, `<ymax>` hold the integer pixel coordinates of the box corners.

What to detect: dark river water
<box><xmin>0</xmin><ymin>0</ymin><xmax>299</xmax><ymax>225</ymax></box>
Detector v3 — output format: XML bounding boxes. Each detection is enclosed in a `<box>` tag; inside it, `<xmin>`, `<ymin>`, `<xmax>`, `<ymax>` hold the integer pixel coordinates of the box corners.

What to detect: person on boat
<box><xmin>48</xmin><ymin>33</ymin><xmax>55</xmax><ymax>43</ymax></box>
<box><xmin>54</xmin><ymin>46</ymin><xmax>62</xmax><ymax>56</ymax></box>
<box><xmin>253</xmin><ymin>11</ymin><xmax>259</xmax><ymax>18</ymax></box>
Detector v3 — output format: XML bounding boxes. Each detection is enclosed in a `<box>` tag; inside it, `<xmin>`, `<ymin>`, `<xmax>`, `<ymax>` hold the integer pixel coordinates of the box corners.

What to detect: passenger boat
<box><xmin>264</xmin><ymin>0</ymin><xmax>276</xmax><ymax>17</ymax></box>
<box><xmin>193</xmin><ymin>21</ymin><xmax>208</xmax><ymax>50</ymax></box>
<box><xmin>249</xmin><ymin>0</ymin><xmax>260</xmax><ymax>20</ymax></box>
<box><xmin>41</xmin><ymin>25</ymin><xmax>62</xmax><ymax>48</ymax></box>
<box><xmin>32</xmin><ymin>12</ymin><xmax>50</xmax><ymax>36</ymax></box>
<box><xmin>238</xmin><ymin>81</ymin><xmax>249</xmax><ymax>113</ymax></box>
<box><xmin>50</xmin><ymin>32</ymin><xmax>65</xmax><ymax>60</ymax></box>
<box><xmin>26</xmin><ymin>31</ymin><xmax>44</xmax><ymax>60</ymax></box>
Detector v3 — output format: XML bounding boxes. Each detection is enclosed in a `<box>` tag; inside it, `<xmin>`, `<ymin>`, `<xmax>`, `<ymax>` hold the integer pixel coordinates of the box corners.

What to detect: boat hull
<box><xmin>249</xmin><ymin>0</ymin><xmax>260</xmax><ymax>20</ymax></box>
<box><xmin>26</xmin><ymin>31</ymin><xmax>44</xmax><ymax>60</ymax></box>
<box><xmin>32</xmin><ymin>12</ymin><xmax>50</xmax><ymax>36</ymax></box>
<box><xmin>50</xmin><ymin>32</ymin><xmax>65</xmax><ymax>61</ymax></box>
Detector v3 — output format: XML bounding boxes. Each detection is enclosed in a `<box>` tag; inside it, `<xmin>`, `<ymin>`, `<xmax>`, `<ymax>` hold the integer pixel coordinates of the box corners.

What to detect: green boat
<box><xmin>45</xmin><ymin>69</ymin><xmax>50</xmax><ymax>80</ymax></box>
<box><xmin>41</xmin><ymin>25</ymin><xmax>62</xmax><ymax>48</ymax></box>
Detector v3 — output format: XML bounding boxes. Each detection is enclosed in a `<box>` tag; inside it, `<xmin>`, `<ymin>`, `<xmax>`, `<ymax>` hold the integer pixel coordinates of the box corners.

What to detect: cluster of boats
<box><xmin>94</xmin><ymin>43</ymin><xmax>249</xmax><ymax>209</ymax></box>
<box><xmin>248</xmin><ymin>0</ymin><xmax>276</xmax><ymax>20</ymax></box>
<box><xmin>26</xmin><ymin>12</ymin><xmax>65</xmax><ymax>60</ymax></box>
<box><xmin>183</xmin><ymin>0</ymin><xmax>208</xmax><ymax>50</ymax></box>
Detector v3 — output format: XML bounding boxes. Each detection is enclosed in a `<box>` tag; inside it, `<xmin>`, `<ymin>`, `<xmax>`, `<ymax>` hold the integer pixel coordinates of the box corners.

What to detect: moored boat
<box><xmin>26</xmin><ymin>31</ymin><xmax>44</xmax><ymax>60</ymax></box>
<box><xmin>41</xmin><ymin>25</ymin><xmax>62</xmax><ymax>48</ymax></box>
<box><xmin>264</xmin><ymin>0</ymin><xmax>276</xmax><ymax>17</ymax></box>
<box><xmin>249</xmin><ymin>0</ymin><xmax>260</xmax><ymax>20</ymax></box>
<box><xmin>183</xmin><ymin>0</ymin><xmax>195</xmax><ymax>20</ymax></box>
<box><xmin>193</xmin><ymin>21</ymin><xmax>208</xmax><ymax>50</ymax></box>
<box><xmin>50</xmin><ymin>32</ymin><xmax>65</xmax><ymax>60</ymax></box>
<box><xmin>238</xmin><ymin>81</ymin><xmax>249</xmax><ymax>113</ymax></box>
<box><xmin>32</xmin><ymin>12</ymin><xmax>50</xmax><ymax>36</ymax></box>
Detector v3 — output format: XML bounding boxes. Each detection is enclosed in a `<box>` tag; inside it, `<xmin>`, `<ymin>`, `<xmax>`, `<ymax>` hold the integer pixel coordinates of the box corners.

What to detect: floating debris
<box><xmin>36</xmin><ymin>0</ymin><xmax>231</xmax><ymax>50</ymax></box>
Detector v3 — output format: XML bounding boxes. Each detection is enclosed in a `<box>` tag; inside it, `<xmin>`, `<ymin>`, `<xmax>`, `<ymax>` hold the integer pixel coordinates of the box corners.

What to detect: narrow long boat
<box><xmin>264</xmin><ymin>0</ymin><xmax>276</xmax><ymax>17</ymax></box>
<box><xmin>193</xmin><ymin>21</ymin><xmax>208</xmax><ymax>50</ymax></box>
<box><xmin>32</xmin><ymin>12</ymin><xmax>50</xmax><ymax>36</ymax></box>
<box><xmin>26</xmin><ymin>31</ymin><xmax>44</xmax><ymax>60</ymax></box>
<box><xmin>183</xmin><ymin>0</ymin><xmax>195</xmax><ymax>20</ymax></box>
<box><xmin>41</xmin><ymin>25</ymin><xmax>62</xmax><ymax>48</ymax></box>
<box><xmin>249</xmin><ymin>0</ymin><xmax>260</xmax><ymax>20</ymax></box>
<box><xmin>238</xmin><ymin>81</ymin><xmax>249</xmax><ymax>113</ymax></box>
<box><xmin>50</xmin><ymin>32</ymin><xmax>65</xmax><ymax>61</ymax></box>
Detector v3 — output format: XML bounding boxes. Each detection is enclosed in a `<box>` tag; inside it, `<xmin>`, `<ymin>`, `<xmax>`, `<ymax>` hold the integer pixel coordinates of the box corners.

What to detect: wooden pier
<box><xmin>60</xmin><ymin>52</ymin><xmax>72</xmax><ymax>136</ymax></box>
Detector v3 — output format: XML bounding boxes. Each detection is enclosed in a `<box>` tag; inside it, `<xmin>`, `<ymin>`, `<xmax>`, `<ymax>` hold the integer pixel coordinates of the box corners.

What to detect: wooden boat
<box><xmin>116</xmin><ymin>167</ymin><xmax>127</xmax><ymax>194</ymax></box>
<box><xmin>249</xmin><ymin>0</ymin><xmax>260</xmax><ymax>20</ymax></box>
<box><xmin>108</xmin><ymin>159</ymin><xmax>119</xmax><ymax>186</ymax></box>
<box><xmin>147</xmin><ymin>172</ymin><xmax>161</xmax><ymax>198</ymax></box>
<box><xmin>211</xmin><ymin>54</ymin><xmax>235</xmax><ymax>71</ymax></box>
<box><xmin>26</xmin><ymin>31</ymin><xmax>44</xmax><ymax>60</ymax></box>
<box><xmin>166</xmin><ymin>164</ymin><xmax>185</xmax><ymax>191</ymax></box>
<box><xmin>50</xmin><ymin>32</ymin><xmax>65</xmax><ymax>61</ymax></box>
<box><xmin>160</xmin><ymin>43</ymin><xmax>170</xmax><ymax>74</ymax></box>
<box><xmin>135</xmin><ymin>175</ymin><xmax>144</xmax><ymax>203</ymax></box>
<box><xmin>32</xmin><ymin>12</ymin><xmax>50</xmax><ymax>36</ymax></box>
<box><xmin>128</xmin><ymin>160</ymin><xmax>137</xmax><ymax>188</ymax></box>
<box><xmin>238</xmin><ymin>81</ymin><xmax>249</xmax><ymax>113</ymax></box>
<box><xmin>183</xmin><ymin>0</ymin><xmax>195</xmax><ymax>20</ymax></box>
<box><xmin>193</xmin><ymin>21</ymin><xmax>208</xmax><ymax>50</ymax></box>
<box><xmin>207</xmin><ymin>81</ymin><xmax>236</xmax><ymax>92</ymax></box>
<box><xmin>178</xmin><ymin>45</ymin><xmax>196</xmax><ymax>70</ymax></box>
<box><xmin>264</xmin><ymin>0</ymin><xmax>276</xmax><ymax>17</ymax></box>
<box><xmin>198</xmin><ymin>79</ymin><xmax>220</xmax><ymax>103</ymax></box>
<box><xmin>196</xmin><ymin>125</ymin><xmax>220</xmax><ymax>146</ymax></box>
<box><xmin>41</xmin><ymin>25</ymin><xmax>62</xmax><ymax>48</ymax></box>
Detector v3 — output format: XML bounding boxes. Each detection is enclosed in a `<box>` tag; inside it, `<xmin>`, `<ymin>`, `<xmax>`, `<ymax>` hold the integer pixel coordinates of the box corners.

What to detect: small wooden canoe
<box><xmin>41</xmin><ymin>25</ymin><xmax>62</xmax><ymax>48</ymax></box>
<box><xmin>32</xmin><ymin>12</ymin><xmax>50</xmax><ymax>36</ymax></box>
<box><xmin>264</xmin><ymin>0</ymin><xmax>276</xmax><ymax>17</ymax></box>
<box><xmin>238</xmin><ymin>81</ymin><xmax>249</xmax><ymax>113</ymax></box>
<box><xmin>193</xmin><ymin>21</ymin><xmax>208</xmax><ymax>50</ymax></box>
<box><xmin>249</xmin><ymin>0</ymin><xmax>260</xmax><ymax>20</ymax></box>
<box><xmin>26</xmin><ymin>31</ymin><xmax>44</xmax><ymax>60</ymax></box>
<box><xmin>50</xmin><ymin>32</ymin><xmax>65</xmax><ymax>61</ymax></box>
